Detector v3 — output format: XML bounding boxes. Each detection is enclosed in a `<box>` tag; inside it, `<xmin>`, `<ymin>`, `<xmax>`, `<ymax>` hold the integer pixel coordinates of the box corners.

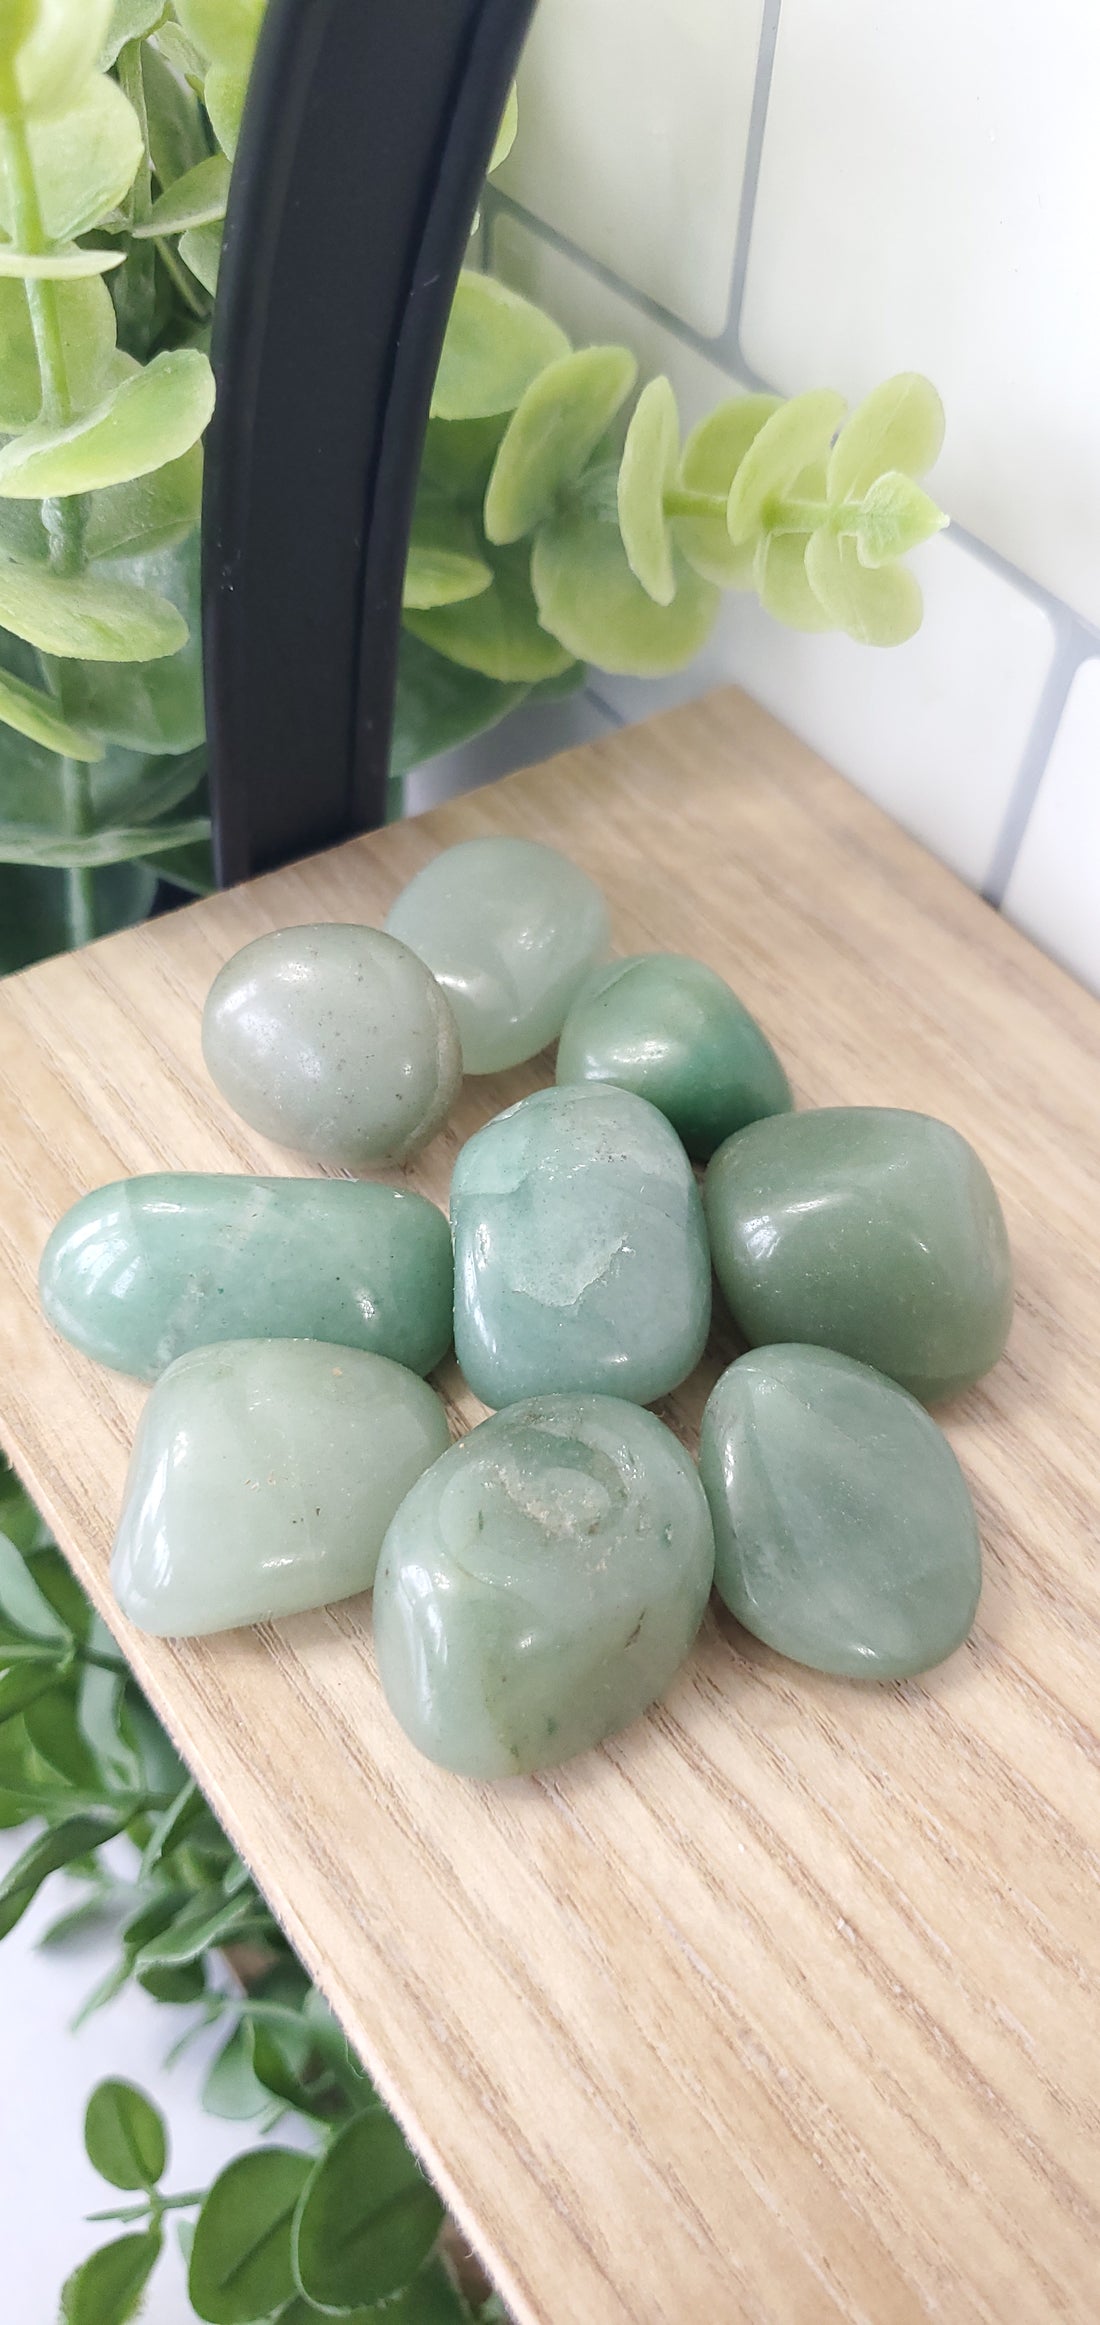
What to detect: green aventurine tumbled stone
<box><xmin>699</xmin><ymin>1345</ymin><xmax>981</xmax><ymax>1678</ymax></box>
<box><xmin>39</xmin><ymin>1175</ymin><xmax>453</xmax><ymax>1382</ymax></box>
<box><xmin>202</xmin><ymin>924</ymin><xmax>462</xmax><ymax>1168</ymax></box>
<box><xmin>384</xmin><ymin>835</ymin><xmax>611</xmax><ymax>1073</ymax></box>
<box><xmin>452</xmin><ymin>1084</ymin><xmax>711</xmax><ymax>1408</ymax></box>
<box><xmin>112</xmin><ymin>1340</ymin><xmax>450</xmax><ymax>1637</ymax></box>
<box><xmin>556</xmin><ymin>952</ymin><xmax>792</xmax><ymax>1160</ymax></box>
<box><xmin>373</xmin><ymin>1395</ymin><xmax>715</xmax><ymax>1776</ymax></box>
<box><xmin>704</xmin><ymin>1106</ymin><xmax>1013</xmax><ymax>1401</ymax></box>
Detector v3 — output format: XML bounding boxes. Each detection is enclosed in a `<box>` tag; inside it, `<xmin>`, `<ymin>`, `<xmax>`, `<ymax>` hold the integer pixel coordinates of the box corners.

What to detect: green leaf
<box><xmin>0</xmin><ymin>663</ymin><xmax>103</xmax><ymax>758</ymax></box>
<box><xmin>532</xmin><ymin>507</ymin><xmax>719</xmax><ymax>676</ymax></box>
<box><xmin>59</xmin><ymin>2228</ymin><xmax>162</xmax><ymax>2325</ymax></box>
<box><xmin>0</xmin><ymin>858</ymin><xmax>155</xmax><ymax>971</ymax></box>
<box><xmin>804</xmin><ymin>529</ymin><xmax>923</xmax><ymax>645</ymax></box>
<box><xmin>85</xmin><ymin>2079</ymin><xmax>168</xmax><ymax>2190</ymax></box>
<box><xmin>849</xmin><ymin>469</ymin><xmax>947</xmax><ymax>567</ymax></box>
<box><xmin>488</xmin><ymin>83</ymin><xmax>518</xmax><ymax>175</ymax></box>
<box><xmin>5</xmin><ymin>0</ymin><xmax>114</xmax><ymax>119</ymax></box>
<box><xmin>404</xmin><ymin>497</ymin><xmax>492</xmax><ymax>612</ymax></box>
<box><xmin>101</xmin><ymin>0</ymin><xmax>169</xmax><ymax>73</ymax></box>
<box><xmin>137</xmin><ymin>1956</ymin><xmax>208</xmax><ymax>2001</ymax></box>
<box><xmin>293</xmin><ymin>2108</ymin><xmax>445</xmax><ymax>2312</ymax></box>
<box><xmin>484</xmin><ymin>345</ymin><xmax>638</xmax><ymax>545</ymax></box>
<box><xmin>0</xmin><ymin>1661</ymin><xmax>67</xmax><ymax>1736</ymax></box>
<box><xmin>828</xmin><ymin>371</ymin><xmax>945</xmax><ymax>501</ymax></box>
<box><xmin>139</xmin><ymin>1773</ymin><xmax>201</xmax><ymax>1875</ymax></box>
<box><xmin>0</xmin><ymin>1810</ymin><xmax>124</xmax><ymax>1937</ymax></box>
<box><xmin>189</xmin><ymin>2149</ymin><xmax>313</xmax><ymax>2325</ymax></box>
<box><xmin>138</xmin><ymin>834</ymin><xmax>211</xmax><ymax>892</ymax></box>
<box><xmin>179</xmin><ymin>219</ymin><xmax>221</xmax><ymax>294</ymax></box>
<box><xmin>391</xmin><ymin>630</ymin><xmax>527</xmax><ymax>776</ymax></box>
<box><xmin>249</xmin><ymin>2023</ymin><xmax>330</xmax><ymax>2121</ymax></box>
<box><xmin>753</xmin><ymin>530</ymin><xmax>834</xmax><ymax>632</ymax></box>
<box><xmin>142</xmin><ymin>41</ymin><xmax>208</xmax><ymax>188</ymax></box>
<box><xmin>175</xmin><ymin>0</ymin><xmax>264</xmax><ymax>65</ymax></box>
<box><xmin>85</xmin><ymin>442</ymin><xmax>202</xmax><ymax>561</ymax></box>
<box><xmin>0</xmin><ymin>1526</ymin><xmax>72</xmax><ymax>1640</ymax></box>
<box><xmin>0</xmin><ymin>556</ymin><xmax>187</xmax><ymax>659</ymax></box>
<box><xmin>0</xmin><ymin>812</ymin><xmax>209</xmax><ymax>866</ymax></box>
<box><xmin>23</xmin><ymin>1684</ymin><xmax>102</xmax><ymax>1783</ymax></box>
<box><xmin>201</xmin><ymin>2018</ymin><xmax>271</xmax><ymax>2120</ymax></box>
<box><xmin>133</xmin><ymin>1883</ymin><xmax>254</xmax><ymax>1969</ymax></box>
<box><xmin>137</xmin><ymin>150</ymin><xmax>229</xmax><ymax>236</ymax></box>
<box><xmin>617</xmin><ymin>375</ymin><xmax>679</xmax><ymax>606</ymax></box>
<box><xmin>0</xmin><ymin>346</ymin><xmax>214</xmax><ymax>497</ymax></box>
<box><xmin>64</xmin><ymin>532</ymin><xmax>204</xmax><ymax>748</ymax></box>
<box><xmin>674</xmin><ymin>393</ymin><xmax>781</xmax><ymax>585</ymax></box>
<box><xmin>0</xmin><ymin>272</ymin><xmax>116</xmax><ymax>429</ymax></box>
<box><xmin>0</xmin><ymin>241</ymin><xmax>124</xmax><ymax>279</ymax></box>
<box><xmin>431</xmin><ymin>271</ymin><xmax>569</xmax><ymax>424</ymax></box>
<box><xmin>77</xmin><ymin>1655</ymin><xmax>139</xmax><ymax>1790</ymax></box>
<box><xmin>726</xmin><ymin>388</ymin><xmax>846</xmax><ymax>545</ymax></box>
<box><xmin>419</xmin><ymin>414</ymin><xmax>507</xmax><ymax>505</ymax></box>
<box><xmin>405</xmin><ymin>541</ymin><xmax>572</xmax><ymax>683</ymax></box>
<box><xmin>25</xmin><ymin>1544</ymin><xmax>91</xmax><ymax>1637</ymax></box>
<box><xmin>203</xmin><ymin>57</ymin><xmax>250</xmax><ymax>157</ymax></box>
<box><xmin>0</xmin><ymin>75</ymin><xmax>144</xmax><ymax>244</ymax></box>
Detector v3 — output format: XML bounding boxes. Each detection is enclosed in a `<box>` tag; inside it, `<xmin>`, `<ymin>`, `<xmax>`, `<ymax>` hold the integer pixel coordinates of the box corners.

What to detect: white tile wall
<box><xmin>1004</xmin><ymin>658</ymin><xmax>1100</xmax><ymax>992</ymax></box>
<box><xmin>497</xmin><ymin>0</ymin><xmax>763</xmax><ymax>337</ymax></box>
<box><xmin>467</xmin><ymin>0</ymin><xmax>1100</xmax><ymax>994</ymax></box>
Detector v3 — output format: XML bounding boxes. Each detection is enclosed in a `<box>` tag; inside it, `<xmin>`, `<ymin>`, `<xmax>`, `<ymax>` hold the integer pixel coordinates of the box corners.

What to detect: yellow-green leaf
<box><xmin>0</xmin><ymin>556</ymin><xmax>188</xmax><ymax>660</ymax></box>
<box><xmin>403</xmin><ymin>544</ymin><xmax>491</xmax><ymax>612</ymax></box>
<box><xmin>431</xmin><ymin>271</ymin><xmax>569</xmax><ymax>423</ymax></box>
<box><xmin>804</xmin><ymin>531</ymin><xmax>923</xmax><ymax>646</ymax></box>
<box><xmin>100</xmin><ymin>0</ymin><xmax>166</xmax><ymax>72</ymax></box>
<box><xmin>485</xmin><ymin>345</ymin><xmax>638</xmax><ymax>546</ymax></box>
<box><xmin>0</xmin><ymin>240</ymin><xmax>123</xmax><ymax>278</ymax></box>
<box><xmin>136</xmin><ymin>151</ymin><xmax>229</xmax><ymax>236</ymax></box>
<box><xmin>828</xmin><ymin>373</ymin><xmax>945</xmax><ymax>501</ymax></box>
<box><xmin>179</xmin><ymin>220</ymin><xmax>221</xmax><ymax>294</ymax></box>
<box><xmin>4</xmin><ymin>0</ymin><xmax>113</xmax><ymax>120</ymax></box>
<box><xmin>405</xmin><ymin>542</ymin><xmax>572</xmax><ymax>683</ymax></box>
<box><xmin>726</xmin><ymin>388</ymin><xmax>846</xmax><ymax>545</ymax></box>
<box><xmin>0</xmin><ymin>347</ymin><xmax>214</xmax><ymax>497</ymax></box>
<box><xmin>617</xmin><ymin>375</ymin><xmax>680</xmax><ymax>606</ymax></box>
<box><xmin>204</xmin><ymin>56</ymin><xmax>250</xmax><ymax>157</ymax></box>
<box><xmin>0</xmin><ymin>74</ymin><xmax>143</xmax><ymax>243</ymax></box>
<box><xmin>488</xmin><ymin>84</ymin><xmax>518</xmax><ymax>175</ymax></box>
<box><xmin>532</xmin><ymin>508</ymin><xmax>719</xmax><ymax>676</ymax></box>
<box><xmin>175</xmin><ymin>0</ymin><xmax>264</xmax><ymax>65</ymax></box>
<box><xmin>851</xmin><ymin>470</ymin><xmax>947</xmax><ymax>567</ymax></box>
<box><xmin>754</xmin><ymin>531</ymin><xmax>834</xmax><ymax>633</ymax></box>
<box><xmin>674</xmin><ymin>393</ymin><xmax>781</xmax><ymax>586</ymax></box>
<box><xmin>85</xmin><ymin>442</ymin><xmax>203</xmax><ymax>561</ymax></box>
<box><xmin>0</xmin><ymin>665</ymin><xmax>104</xmax><ymax>759</ymax></box>
<box><xmin>0</xmin><ymin>272</ymin><xmax>115</xmax><ymax>428</ymax></box>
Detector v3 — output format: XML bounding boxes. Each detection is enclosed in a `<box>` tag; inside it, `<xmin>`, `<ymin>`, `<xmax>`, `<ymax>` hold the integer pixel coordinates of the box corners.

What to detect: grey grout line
<box><xmin>982</xmin><ymin>629</ymin><xmax>1093</xmax><ymax>908</ymax></box>
<box><xmin>717</xmin><ymin>0</ymin><xmax>784</xmax><ymax>381</ymax></box>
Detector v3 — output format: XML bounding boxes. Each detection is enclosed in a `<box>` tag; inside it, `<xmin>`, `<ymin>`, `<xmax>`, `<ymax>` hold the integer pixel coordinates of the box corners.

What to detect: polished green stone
<box><xmin>699</xmin><ymin>1344</ymin><xmax>981</xmax><ymax>1678</ymax></box>
<box><xmin>202</xmin><ymin>924</ymin><xmax>462</xmax><ymax>1168</ymax></box>
<box><xmin>373</xmin><ymin>1394</ymin><xmax>715</xmax><ymax>1776</ymax></box>
<box><xmin>704</xmin><ymin>1106</ymin><xmax>1013</xmax><ymax>1401</ymax></box>
<box><xmin>452</xmin><ymin>1084</ymin><xmax>711</xmax><ymax>1408</ymax></box>
<box><xmin>112</xmin><ymin>1339</ymin><xmax>450</xmax><ymax>1637</ymax></box>
<box><xmin>39</xmin><ymin>1174</ymin><xmax>453</xmax><ymax>1383</ymax></box>
<box><xmin>556</xmin><ymin>951</ymin><xmax>792</xmax><ymax>1160</ymax></box>
<box><xmin>384</xmin><ymin>836</ymin><xmax>611</xmax><ymax>1073</ymax></box>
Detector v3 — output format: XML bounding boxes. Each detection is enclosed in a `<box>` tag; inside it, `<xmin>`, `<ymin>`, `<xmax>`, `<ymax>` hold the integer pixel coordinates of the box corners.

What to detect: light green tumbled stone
<box><xmin>384</xmin><ymin>836</ymin><xmax>611</xmax><ymax>1073</ymax></box>
<box><xmin>452</xmin><ymin>1084</ymin><xmax>711</xmax><ymax>1408</ymax></box>
<box><xmin>704</xmin><ymin>1106</ymin><xmax>1013</xmax><ymax>1402</ymax></box>
<box><xmin>39</xmin><ymin>1174</ymin><xmax>453</xmax><ymax>1382</ymax></box>
<box><xmin>373</xmin><ymin>1394</ymin><xmax>715</xmax><ymax>1777</ymax></box>
<box><xmin>556</xmin><ymin>951</ymin><xmax>792</xmax><ymax>1160</ymax></box>
<box><xmin>111</xmin><ymin>1339</ymin><xmax>451</xmax><ymax>1637</ymax></box>
<box><xmin>202</xmin><ymin>924</ymin><xmax>462</xmax><ymax>1168</ymax></box>
<box><xmin>699</xmin><ymin>1344</ymin><xmax>981</xmax><ymax>1678</ymax></box>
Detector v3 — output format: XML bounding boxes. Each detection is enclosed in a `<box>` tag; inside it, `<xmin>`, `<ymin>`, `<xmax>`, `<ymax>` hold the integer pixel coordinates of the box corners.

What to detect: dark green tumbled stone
<box><xmin>556</xmin><ymin>952</ymin><xmax>791</xmax><ymax>1159</ymax></box>
<box><xmin>704</xmin><ymin>1106</ymin><xmax>1013</xmax><ymax>1401</ymax></box>
<box><xmin>699</xmin><ymin>1344</ymin><xmax>982</xmax><ymax>1678</ymax></box>
<box><xmin>39</xmin><ymin>1175</ymin><xmax>453</xmax><ymax>1381</ymax></box>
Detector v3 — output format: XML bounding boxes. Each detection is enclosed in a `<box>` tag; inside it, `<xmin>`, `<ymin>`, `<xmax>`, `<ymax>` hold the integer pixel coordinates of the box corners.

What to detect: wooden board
<box><xmin>1</xmin><ymin>688</ymin><xmax>1099</xmax><ymax>2325</ymax></box>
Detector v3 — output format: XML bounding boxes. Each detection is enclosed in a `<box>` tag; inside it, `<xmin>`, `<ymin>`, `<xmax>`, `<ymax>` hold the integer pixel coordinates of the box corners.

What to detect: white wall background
<box><xmin>422</xmin><ymin>0</ymin><xmax>1100</xmax><ymax>997</ymax></box>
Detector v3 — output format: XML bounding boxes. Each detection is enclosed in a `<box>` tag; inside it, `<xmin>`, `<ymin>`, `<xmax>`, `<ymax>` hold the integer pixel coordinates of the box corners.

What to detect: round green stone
<box><xmin>39</xmin><ymin>1174</ymin><xmax>453</xmax><ymax>1382</ymax></box>
<box><xmin>384</xmin><ymin>836</ymin><xmax>611</xmax><ymax>1073</ymax></box>
<box><xmin>556</xmin><ymin>951</ymin><xmax>792</xmax><ymax>1160</ymax></box>
<box><xmin>452</xmin><ymin>1083</ymin><xmax>712</xmax><ymax>1408</ymax></box>
<box><xmin>373</xmin><ymin>1394</ymin><xmax>715</xmax><ymax>1777</ymax></box>
<box><xmin>111</xmin><ymin>1339</ymin><xmax>451</xmax><ymax>1638</ymax></box>
<box><xmin>699</xmin><ymin>1344</ymin><xmax>982</xmax><ymax>1679</ymax></box>
<box><xmin>704</xmin><ymin>1106</ymin><xmax>1013</xmax><ymax>1401</ymax></box>
<box><xmin>202</xmin><ymin>924</ymin><xmax>462</xmax><ymax>1168</ymax></box>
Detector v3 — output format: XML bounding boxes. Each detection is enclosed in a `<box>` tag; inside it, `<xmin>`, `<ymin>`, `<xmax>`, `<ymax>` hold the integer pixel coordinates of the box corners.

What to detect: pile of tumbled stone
<box><xmin>39</xmin><ymin>836</ymin><xmax>1012</xmax><ymax>1778</ymax></box>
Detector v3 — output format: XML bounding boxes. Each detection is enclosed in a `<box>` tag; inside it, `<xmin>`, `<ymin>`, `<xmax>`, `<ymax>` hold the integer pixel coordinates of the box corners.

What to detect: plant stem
<box><xmin>663</xmin><ymin>487</ymin><xmax>726</xmax><ymax>522</ymax></box>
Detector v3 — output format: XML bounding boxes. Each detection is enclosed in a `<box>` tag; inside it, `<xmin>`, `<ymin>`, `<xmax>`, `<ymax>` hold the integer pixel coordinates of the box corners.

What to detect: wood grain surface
<box><xmin>1</xmin><ymin>687</ymin><xmax>1098</xmax><ymax>2325</ymax></box>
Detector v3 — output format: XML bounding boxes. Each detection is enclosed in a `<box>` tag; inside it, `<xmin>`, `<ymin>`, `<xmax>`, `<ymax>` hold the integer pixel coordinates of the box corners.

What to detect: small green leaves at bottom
<box><xmin>0</xmin><ymin>558</ymin><xmax>188</xmax><ymax>661</ymax></box>
<box><xmin>828</xmin><ymin>371</ymin><xmax>945</xmax><ymax>500</ymax></box>
<box><xmin>0</xmin><ymin>348</ymin><xmax>215</xmax><ymax>498</ymax></box>
<box><xmin>0</xmin><ymin>665</ymin><xmax>104</xmax><ymax>760</ymax></box>
<box><xmin>189</xmin><ymin>2148</ymin><xmax>313</xmax><ymax>2325</ymax></box>
<box><xmin>484</xmin><ymin>346</ymin><xmax>638</xmax><ymax>545</ymax></box>
<box><xmin>292</xmin><ymin>2108</ymin><xmax>446</xmax><ymax>2312</ymax></box>
<box><xmin>726</xmin><ymin>389</ymin><xmax>846</xmax><ymax>545</ymax></box>
<box><xmin>532</xmin><ymin>508</ymin><xmax>719</xmax><ymax>676</ymax></box>
<box><xmin>617</xmin><ymin>375</ymin><xmax>680</xmax><ymax>606</ymax></box>
<box><xmin>59</xmin><ymin>2227</ymin><xmax>162</xmax><ymax>2325</ymax></box>
<box><xmin>84</xmin><ymin>2080</ymin><xmax>168</xmax><ymax>2191</ymax></box>
<box><xmin>405</xmin><ymin>542</ymin><xmax>573</xmax><ymax>684</ymax></box>
<box><xmin>805</xmin><ymin>531</ymin><xmax>923</xmax><ymax>645</ymax></box>
<box><xmin>431</xmin><ymin>272</ymin><xmax>570</xmax><ymax>423</ymax></box>
<box><xmin>674</xmin><ymin>393</ymin><xmax>781</xmax><ymax>585</ymax></box>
